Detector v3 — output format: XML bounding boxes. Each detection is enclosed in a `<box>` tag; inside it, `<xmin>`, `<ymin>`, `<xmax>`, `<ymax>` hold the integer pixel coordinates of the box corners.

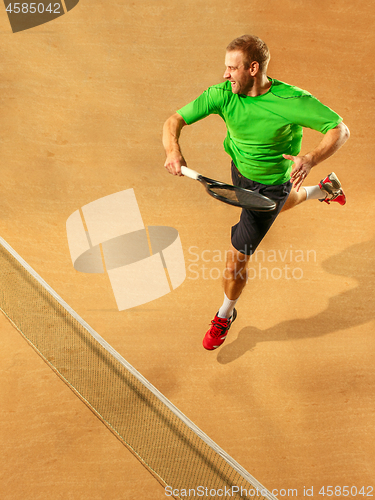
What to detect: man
<box><xmin>163</xmin><ymin>35</ymin><xmax>350</xmax><ymax>351</ymax></box>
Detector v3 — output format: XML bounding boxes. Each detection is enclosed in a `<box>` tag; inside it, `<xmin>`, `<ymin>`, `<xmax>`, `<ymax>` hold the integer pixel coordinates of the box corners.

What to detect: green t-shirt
<box><xmin>177</xmin><ymin>78</ymin><xmax>342</xmax><ymax>185</ymax></box>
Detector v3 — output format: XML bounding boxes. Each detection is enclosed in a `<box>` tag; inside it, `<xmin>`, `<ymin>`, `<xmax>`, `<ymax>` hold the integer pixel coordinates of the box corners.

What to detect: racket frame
<box><xmin>180</xmin><ymin>166</ymin><xmax>276</xmax><ymax>212</ymax></box>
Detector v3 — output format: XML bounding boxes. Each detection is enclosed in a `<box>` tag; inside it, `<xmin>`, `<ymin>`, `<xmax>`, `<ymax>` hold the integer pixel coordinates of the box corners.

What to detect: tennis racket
<box><xmin>180</xmin><ymin>166</ymin><xmax>276</xmax><ymax>212</ymax></box>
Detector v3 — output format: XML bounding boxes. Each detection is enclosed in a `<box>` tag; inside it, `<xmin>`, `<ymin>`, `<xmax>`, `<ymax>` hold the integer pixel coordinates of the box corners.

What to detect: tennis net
<box><xmin>0</xmin><ymin>236</ymin><xmax>276</xmax><ymax>500</ymax></box>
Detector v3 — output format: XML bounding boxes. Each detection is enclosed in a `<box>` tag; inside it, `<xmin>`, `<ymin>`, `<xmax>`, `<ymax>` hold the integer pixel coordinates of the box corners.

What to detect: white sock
<box><xmin>304</xmin><ymin>185</ymin><xmax>325</xmax><ymax>200</ymax></box>
<box><xmin>217</xmin><ymin>293</ymin><xmax>239</xmax><ymax>319</ymax></box>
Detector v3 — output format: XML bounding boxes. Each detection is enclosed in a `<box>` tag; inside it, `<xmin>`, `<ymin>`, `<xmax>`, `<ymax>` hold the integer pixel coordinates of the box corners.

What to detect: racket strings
<box><xmin>208</xmin><ymin>185</ymin><xmax>273</xmax><ymax>208</ymax></box>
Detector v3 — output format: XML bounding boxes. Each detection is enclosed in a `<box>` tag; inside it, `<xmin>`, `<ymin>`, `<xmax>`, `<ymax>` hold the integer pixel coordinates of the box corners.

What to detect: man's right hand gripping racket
<box><xmin>180</xmin><ymin>166</ymin><xmax>276</xmax><ymax>212</ymax></box>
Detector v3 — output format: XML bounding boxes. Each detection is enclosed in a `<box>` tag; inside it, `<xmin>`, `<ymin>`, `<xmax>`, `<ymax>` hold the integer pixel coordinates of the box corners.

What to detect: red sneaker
<box><xmin>319</xmin><ymin>172</ymin><xmax>346</xmax><ymax>205</ymax></box>
<box><xmin>203</xmin><ymin>309</ymin><xmax>237</xmax><ymax>350</ymax></box>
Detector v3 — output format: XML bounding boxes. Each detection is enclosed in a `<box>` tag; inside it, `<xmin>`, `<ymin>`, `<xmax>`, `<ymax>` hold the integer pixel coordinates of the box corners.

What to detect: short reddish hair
<box><xmin>226</xmin><ymin>35</ymin><xmax>270</xmax><ymax>72</ymax></box>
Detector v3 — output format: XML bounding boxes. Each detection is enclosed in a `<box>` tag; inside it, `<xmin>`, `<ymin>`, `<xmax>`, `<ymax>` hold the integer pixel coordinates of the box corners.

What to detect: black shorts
<box><xmin>230</xmin><ymin>161</ymin><xmax>292</xmax><ymax>256</ymax></box>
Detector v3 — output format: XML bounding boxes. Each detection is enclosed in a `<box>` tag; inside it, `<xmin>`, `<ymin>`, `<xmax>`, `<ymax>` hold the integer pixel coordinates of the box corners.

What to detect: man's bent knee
<box><xmin>224</xmin><ymin>246</ymin><xmax>250</xmax><ymax>282</ymax></box>
<box><xmin>224</xmin><ymin>264</ymin><xmax>248</xmax><ymax>282</ymax></box>
<box><xmin>226</xmin><ymin>246</ymin><xmax>249</xmax><ymax>264</ymax></box>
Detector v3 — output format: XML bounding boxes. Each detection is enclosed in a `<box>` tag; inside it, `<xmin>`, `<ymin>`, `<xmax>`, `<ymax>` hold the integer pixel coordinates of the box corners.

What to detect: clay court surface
<box><xmin>0</xmin><ymin>1</ymin><xmax>374</xmax><ymax>499</ymax></box>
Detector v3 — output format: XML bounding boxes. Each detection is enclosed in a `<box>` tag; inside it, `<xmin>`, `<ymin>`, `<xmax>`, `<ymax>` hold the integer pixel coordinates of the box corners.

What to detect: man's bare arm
<box><xmin>283</xmin><ymin>122</ymin><xmax>350</xmax><ymax>191</ymax></box>
<box><xmin>163</xmin><ymin>113</ymin><xmax>188</xmax><ymax>176</ymax></box>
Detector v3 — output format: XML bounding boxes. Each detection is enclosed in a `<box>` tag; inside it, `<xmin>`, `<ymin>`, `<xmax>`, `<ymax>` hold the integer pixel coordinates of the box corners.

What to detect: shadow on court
<box><xmin>217</xmin><ymin>237</ymin><xmax>375</xmax><ymax>364</ymax></box>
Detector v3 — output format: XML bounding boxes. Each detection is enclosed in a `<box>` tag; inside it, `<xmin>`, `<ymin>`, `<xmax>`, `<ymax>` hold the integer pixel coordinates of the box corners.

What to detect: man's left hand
<box><xmin>283</xmin><ymin>154</ymin><xmax>314</xmax><ymax>191</ymax></box>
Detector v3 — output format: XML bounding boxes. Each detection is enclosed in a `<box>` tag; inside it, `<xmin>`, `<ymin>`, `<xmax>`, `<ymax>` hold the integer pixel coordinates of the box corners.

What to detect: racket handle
<box><xmin>180</xmin><ymin>166</ymin><xmax>200</xmax><ymax>180</ymax></box>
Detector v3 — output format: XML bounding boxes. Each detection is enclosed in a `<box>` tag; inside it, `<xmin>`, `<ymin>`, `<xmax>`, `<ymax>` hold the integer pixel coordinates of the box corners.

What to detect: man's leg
<box><xmin>215</xmin><ymin>245</ymin><xmax>250</xmax><ymax>320</ymax></box>
<box><xmin>282</xmin><ymin>172</ymin><xmax>347</xmax><ymax>212</ymax></box>
<box><xmin>223</xmin><ymin>245</ymin><xmax>250</xmax><ymax>300</ymax></box>
<box><xmin>281</xmin><ymin>187</ymin><xmax>306</xmax><ymax>212</ymax></box>
<box><xmin>281</xmin><ymin>184</ymin><xmax>328</xmax><ymax>212</ymax></box>
<box><xmin>202</xmin><ymin>245</ymin><xmax>250</xmax><ymax>351</ymax></box>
